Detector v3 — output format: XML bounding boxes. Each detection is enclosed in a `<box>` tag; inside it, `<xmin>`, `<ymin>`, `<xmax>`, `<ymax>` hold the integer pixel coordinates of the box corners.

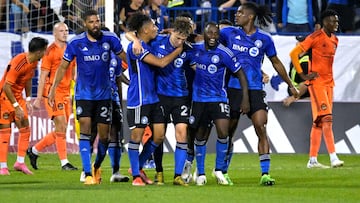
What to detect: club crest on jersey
<box><xmin>174</xmin><ymin>58</ymin><xmax>184</xmax><ymax>68</ymax></box>
<box><xmin>110</xmin><ymin>58</ymin><xmax>118</xmax><ymax>67</ymax></box>
<box><xmin>208</xmin><ymin>64</ymin><xmax>217</xmax><ymax>74</ymax></box>
<box><xmin>101</xmin><ymin>52</ymin><xmax>109</xmax><ymax>62</ymax></box>
<box><xmin>249</xmin><ymin>47</ymin><xmax>259</xmax><ymax>57</ymax></box>
<box><xmin>3</xmin><ymin>112</ymin><xmax>9</xmax><ymax>120</ymax></box>
<box><xmin>254</xmin><ymin>40</ymin><xmax>263</xmax><ymax>48</ymax></box>
<box><xmin>102</xmin><ymin>42</ymin><xmax>110</xmax><ymax>51</ymax></box>
<box><xmin>58</xmin><ymin>103</ymin><xmax>64</xmax><ymax>110</ymax></box>
<box><xmin>321</xmin><ymin>103</ymin><xmax>327</xmax><ymax>110</ymax></box>
<box><xmin>189</xmin><ymin>116</ymin><xmax>195</xmax><ymax>124</ymax></box>
<box><xmin>180</xmin><ymin>52</ymin><xmax>186</xmax><ymax>58</ymax></box>
<box><xmin>76</xmin><ymin>106</ymin><xmax>83</xmax><ymax>115</ymax></box>
<box><xmin>211</xmin><ymin>55</ymin><xmax>220</xmax><ymax>63</ymax></box>
<box><xmin>141</xmin><ymin>116</ymin><xmax>148</xmax><ymax>124</ymax></box>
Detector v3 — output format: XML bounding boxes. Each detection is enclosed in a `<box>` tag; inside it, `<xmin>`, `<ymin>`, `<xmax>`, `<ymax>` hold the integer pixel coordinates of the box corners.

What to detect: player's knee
<box><xmin>321</xmin><ymin>115</ymin><xmax>333</xmax><ymax>123</ymax></box>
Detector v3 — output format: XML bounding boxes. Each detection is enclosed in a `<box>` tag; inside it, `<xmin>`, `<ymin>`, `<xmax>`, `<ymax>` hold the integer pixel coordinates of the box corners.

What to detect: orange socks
<box><xmin>321</xmin><ymin>115</ymin><xmax>336</xmax><ymax>154</ymax></box>
<box><xmin>34</xmin><ymin>132</ymin><xmax>56</xmax><ymax>152</ymax></box>
<box><xmin>55</xmin><ymin>132</ymin><xmax>67</xmax><ymax>160</ymax></box>
<box><xmin>18</xmin><ymin>127</ymin><xmax>31</xmax><ymax>157</ymax></box>
<box><xmin>309</xmin><ymin>124</ymin><xmax>322</xmax><ymax>157</ymax></box>
<box><xmin>0</xmin><ymin>128</ymin><xmax>11</xmax><ymax>163</ymax></box>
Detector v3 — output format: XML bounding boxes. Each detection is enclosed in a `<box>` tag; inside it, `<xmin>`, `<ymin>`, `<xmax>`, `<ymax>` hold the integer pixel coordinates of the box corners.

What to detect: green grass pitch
<box><xmin>0</xmin><ymin>153</ymin><xmax>359</xmax><ymax>203</ymax></box>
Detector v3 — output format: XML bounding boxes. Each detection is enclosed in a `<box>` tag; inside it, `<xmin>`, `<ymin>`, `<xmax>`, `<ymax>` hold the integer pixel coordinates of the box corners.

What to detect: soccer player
<box><xmin>189</xmin><ymin>22</ymin><xmax>249</xmax><ymax>186</ymax></box>
<box><xmin>148</xmin><ymin>17</ymin><xmax>193</xmax><ymax>186</ymax></box>
<box><xmin>290</xmin><ymin>9</ymin><xmax>344</xmax><ymax>169</ymax></box>
<box><xmin>27</xmin><ymin>22</ymin><xmax>78</xmax><ymax>171</ymax></box>
<box><xmin>125</xmin><ymin>13</ymin><xmax>183</xmax><ymax>186</ymax></box>
<box><xmin>48</xmin><ymin>9</ymin><xmax>127</xmax><ymax>185</ymax></box>
<box><xmin>219</xmin><ymin>2</ymin><xmax>299</xmax><ymax>186</ymax></box>
<box><xmin>0</xmin><ymin>37</ymin><xmax>48</xmax><ymax>176</ymax></box>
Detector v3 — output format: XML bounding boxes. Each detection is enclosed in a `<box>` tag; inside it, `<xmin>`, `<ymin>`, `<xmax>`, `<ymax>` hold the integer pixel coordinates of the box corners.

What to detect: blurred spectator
<box><xmin>119</xmin><ymin>0</ymin><xmax>145</xmax><ymax>33</ymax></box>
<box><xmin>0</xmin><ymin>0</ymin><xmax>6</xmax><ymax>30</ymax></box>
<box><xmin>29</xmin><ymin>0</ymin><xmax>59</xmax><ymax>32</ymax></box>
<box><xmin>145</xmin><ymin>0</ymin><xmax>169</xmax><ymax>31</ymax></box>
<box><xmin>94</xmin><ymin>0</ymin><xmax>105</xmax><ymax>22</ymax></box>
<box><xmin>60</xmin><ymin>0</ymin><xmax>82</xmax><ymax>33</ymax></box>
<box><xmin>277</xmin><ymin>0</ymin><xmax>321</xmax><ymax>33</ymax></box>
<box><xmin>327</xmin><ymin>0</ymin><xmax>356</xmax><ymax>33</ymax></box>
<box><xmin>11</xmin><ymin>0</ymin><xmax>41</xmax><ymax>33</ymax></box>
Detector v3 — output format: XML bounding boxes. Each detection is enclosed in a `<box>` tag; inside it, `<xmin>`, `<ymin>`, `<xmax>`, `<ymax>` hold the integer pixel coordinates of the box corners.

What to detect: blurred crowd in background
<box><xmin>0</xmin><ymin>0</ymin><xmax>359</xmax><ymax>35</ymax></box>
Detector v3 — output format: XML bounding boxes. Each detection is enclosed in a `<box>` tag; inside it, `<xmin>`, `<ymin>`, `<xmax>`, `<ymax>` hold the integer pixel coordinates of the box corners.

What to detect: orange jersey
<box><xmin>41</xmin><ymin>42</ymin><xmax>75</xmax><ymax>95</ymax></box>
<box><xmin>0</xmin><ymin>53</ymin><xmax>37</xmax><ymax>99</ymax></box>
<box><xmin>299</xmin><ymin>29</ymin><xmax>338</xmax><ymax>87</ymax></box>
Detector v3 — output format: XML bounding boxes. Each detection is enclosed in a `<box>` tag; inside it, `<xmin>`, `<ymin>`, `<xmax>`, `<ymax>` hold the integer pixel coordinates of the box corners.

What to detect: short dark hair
<box><xmin>127</xmin><ymin>12</ymin><xmax>152</xmax><ymax>33</ymax></box>
<box><xmin>28</xmin><ymin>37</ymin><xmax>48</xmax><ymax>52</ymax></box>
<box><xmin>218</xmin><ymin>19</ymin><xmax>233</xmax><ymax>27</ymax></box>
<box><xmin>321</xmin><ymin>9</ymin><xmax>338</xmax><ymax>22</ymax></box>
<box><xmin>82</xmin><ymin>9</ymin><xmax>99</xmax><ymax>21</ymax></box>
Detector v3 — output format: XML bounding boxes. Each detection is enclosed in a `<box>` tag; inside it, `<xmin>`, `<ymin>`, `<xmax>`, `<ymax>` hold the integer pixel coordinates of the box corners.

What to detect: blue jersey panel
<box><xmin>126</xmin><ymin>41</ymin><xmax>159</xmax><ymax>108</ymax></box>
<box><xmin>64</xmin><ymin>31</ymin><xmax>123</xmax><ymax>100</ymax></box>
<box><xmin>191</xmin><ymin>43</ymin><xmax>241</xmax><ymax>103</ymax></box>
<box><xmin>109</xmin><ymin>52</ymin><xmax>122</xmax><ymax>105</ymax></box>
<box><xmin>220</xmin><ymin>27</ymin><xmax>277</xmax><ymax>90</ymax></box>
<box><xmin>150</xmin><ymin>35</ymin><xmax>192</xmax><ymax>97</ymax></box>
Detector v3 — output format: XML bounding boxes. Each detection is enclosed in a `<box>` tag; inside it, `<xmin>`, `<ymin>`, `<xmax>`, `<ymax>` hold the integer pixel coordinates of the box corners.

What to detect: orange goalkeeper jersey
<box><xmin>299</xmin><ymin>29</ymin><xmax>338</xmax><ymax>87</ymax></box>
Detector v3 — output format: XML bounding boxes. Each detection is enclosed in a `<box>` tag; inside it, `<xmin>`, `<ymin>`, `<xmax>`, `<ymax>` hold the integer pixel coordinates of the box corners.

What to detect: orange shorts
<box><xmin>0</xmin><ymin>95</ymin><xmax>28</xmax><ymax>124</ymax></box>
<box><xmin>308</xmin><ymin>85</ymin><xmax>333</xmax><ymax>122</ymax></box>
<box><xmin>43</xmin><ymin>92</ymin><xmax>71</xmax><ymax>120</ymax></box>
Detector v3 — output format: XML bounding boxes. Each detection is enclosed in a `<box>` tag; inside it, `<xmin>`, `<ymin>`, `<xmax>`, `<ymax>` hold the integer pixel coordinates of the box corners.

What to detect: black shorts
<box><xmin>76</xmin><ymin>100</ymin><xmax>112</xmax><ymax>124</ymax></box>
<box><xmin>127</xmin><ymin>102</ymin><xmax>165</xmax><ymax>129</ymax></box>
<box><xmin>189</xmin><ymin>101</ymin><xmax>230</xmax><ymax>129</ymax></box>
<box><xmin>112</xmin><ymin>101</ymin><xmax>123</xmax><ymax>128</ymax></box>
<box><xmin>227</xmin><ymin>88</ymin><xmax>268</xmax><ymax>119</ymax></box>
<box><xmin>159</xmin><ymin>95</ymin><xmax>190</xmax><ymax>124</ymax></box>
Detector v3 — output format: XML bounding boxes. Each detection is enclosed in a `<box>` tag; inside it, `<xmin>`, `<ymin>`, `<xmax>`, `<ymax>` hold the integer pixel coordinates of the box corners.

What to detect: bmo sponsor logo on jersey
<box><xmin>84</xmin><ymin>55</ymin><xmax>101</xmax><ymax>61</ymax></box>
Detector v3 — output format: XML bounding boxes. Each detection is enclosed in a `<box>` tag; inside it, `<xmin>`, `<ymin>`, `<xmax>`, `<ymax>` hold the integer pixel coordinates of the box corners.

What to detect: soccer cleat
<box><xmin>128</xmin><ymin>168</ymin><xmax>154</xmax><ymax>184</ymax></box>
<box><xmin>154</xmin><ymin>172</ymin><xmax>164</xmax><ymax>185</ymax></box>
<box><xmin>223</xmin><ymin>173</ymin><xmax>234</xmax><ymax>186</ymax></box>
<box><xmin>132</xmin><ymin>177</ymin><xmax>146</xmax><ymax>186</ymax></box>
<box><xmin>62</xmin><ymin>163</ymin><xmax>78</xmax><ymax>171</ymax></box>
<box><xmin>26</xmin><ymin>147</ymin><xmax>39</xmax><ymax>170</ymax></box>
<box><xmin>181</xmin><ymin>160</ymin><xmax>193</xmax><ymax>183</ymax></box>
<box><xmin>80</xmin><ymin>171</ymin><xmax>86</xmax><ymax>182</ymax></box>
<box><xmin>212</xmin><ymin>169</ymin><xmax>229</xmax><ymax>185</ymax></box>
<box><xmin>331</xmin><ymin>159</ymin><xmax>344</xmax><ymax>168</ymax></box>
<box><xmin>307</xmin><ymin>160</ymin><xmax>330</xmax><ymax>169</ymax></box>
<box><xmin>0</xmin><ymin>168</ymin><xmax>10</xmax><ymax>175</ymax></box>
<box><xmin>173</xmin><ymin>176</ymin><xmax>188</xmax><ymax>186</ymax></box>
<box><xmin>84</xmin><ymin>176</ymin><xmax>97</xmax><ymax>185</ymax></box>
<box><xmin>195</xmin><ymin>175</ymin><xmax>207</xmax><ymax>186</ymax></box>
<box><xmin>110</xmin><ymin>172</ymin><xmax>130</xmax><ymax>182</ymax></box>
<box><xmin>140</xmin><ymin>169</ymin><xmax>153</xmax><ymax>184</ymax></box>
<box><xmin>13</xmin><ymin>162</ymin><xmax>33</xmax><ymax>175</ymax></box>
<box><xmin>92</xmin><ymin>164</ymin><xmax>102</xmax><ymax>184</ymax></box>
<box><xmin>260</xmin><ymin>174</ymin><xmax>275</xmax><ymax>186</ymax></box>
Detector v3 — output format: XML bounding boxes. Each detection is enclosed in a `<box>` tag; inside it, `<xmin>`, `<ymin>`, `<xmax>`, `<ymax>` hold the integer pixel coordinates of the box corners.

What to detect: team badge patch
<box><xmin>141</xmin><ymin>116</ymin><xmax>149</xmax><ymax>125</ymax></box>
<box><xmin>3</xmin><ymin>112</ymin><xmax>9</xmax><ymax>120</ymax></box>
<box><xmin>58</xmin><ymin>103</ymin><xmax>64</xmax><ymax>110</ymax></box>
<box><xmin>189</xmin><ymin>116</ymin><xmax>195</xmax><ymax>124</ymax></box>
<box><xmin>76</xmin><ymin>106</ymin><xmax>83</xmax><ymax>115</ymax></box>
<box><xmin>211</xmin><ymin>55</ymin><xmax>220</xmax><ymax>63</ymax></box>
<box><xmin>321</xmin><ymin>103</ymin><xmax>327</xmax><ymax>110</ymax></box>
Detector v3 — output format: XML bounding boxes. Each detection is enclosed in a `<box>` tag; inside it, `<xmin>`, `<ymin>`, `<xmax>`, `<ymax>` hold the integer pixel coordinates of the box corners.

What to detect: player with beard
<box><xmin>48</xmin><ymin>9</ymin><xmax>127</xmax><ymax>185</ymax></box>
<box><xmin>219</xmin><ymin>2</ymin><xmax>299</xmax><ymax>186</ymax></box>
<box><xmin>189</xmin><ymin>22</ymin><xmax>249</xmax><ymax>186</ymax></box>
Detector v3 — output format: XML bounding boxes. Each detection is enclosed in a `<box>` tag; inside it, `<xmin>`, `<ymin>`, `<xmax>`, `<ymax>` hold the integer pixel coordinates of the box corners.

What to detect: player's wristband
<box><xmin>13</xmin><ymin>102</ymin><xmax>19</xmax><ymax>108</ymax></box>
<box><xmin>26</xmin><ymin>97</ymin><xmax>31</xmax><ymax>102</ymax></box>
